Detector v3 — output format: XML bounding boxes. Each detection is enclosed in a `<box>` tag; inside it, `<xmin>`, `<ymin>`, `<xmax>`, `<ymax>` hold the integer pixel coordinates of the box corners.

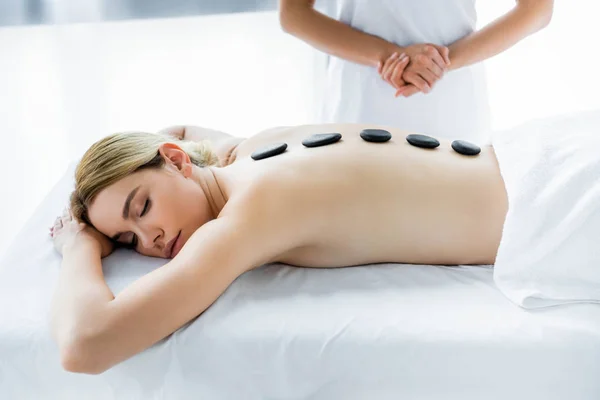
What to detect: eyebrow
<box><xmin>111</xmin><ymin>185</ymin><xmax>140</xmax><ymax>241</ymax></box>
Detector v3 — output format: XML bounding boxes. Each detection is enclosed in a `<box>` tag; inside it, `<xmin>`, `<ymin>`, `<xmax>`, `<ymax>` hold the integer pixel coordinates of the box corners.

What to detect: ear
<box><xmin>158</xmin><ymin>143</ymin><xmax>193</xmax><ymax>178</ymax></box>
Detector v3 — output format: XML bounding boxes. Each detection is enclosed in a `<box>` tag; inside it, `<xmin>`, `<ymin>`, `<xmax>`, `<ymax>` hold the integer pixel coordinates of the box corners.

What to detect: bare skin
<box><xmin>175</xmin><ymin>123</ymin><xmax>508</xmax><ymax>266</ymax></box>
<box><xmin>159</xmin><ymin>123</ymin><xmax>508</xmax><ymax>265</ymax></box>
<box><xmin>50</xmin><ymin>123</ymin><xmax>508</xmax><ymax>374</ymax></box>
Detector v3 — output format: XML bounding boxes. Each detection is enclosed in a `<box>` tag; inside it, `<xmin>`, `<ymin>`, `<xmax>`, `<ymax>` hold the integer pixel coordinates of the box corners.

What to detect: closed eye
<box><xmin>140</xmin><ymin>198</ymin><xmax>150</xmax><ymax>217</ymax></box>
<box><xmin>118</xmin><ymin>198</ymin><xmax>150</xmax><ymax>249</ymax></box>
<box><xmin>128</xmin><ymin>199</ymin><xmax>150</xmax><ymax>249</ymax></box>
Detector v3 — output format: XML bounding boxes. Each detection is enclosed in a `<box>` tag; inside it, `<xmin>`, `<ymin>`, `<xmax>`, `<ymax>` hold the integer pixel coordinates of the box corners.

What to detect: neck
<box><xmin>192</xmin><ymin>166</ymin><xmax>227</xmax><ymax>219</ymax></box>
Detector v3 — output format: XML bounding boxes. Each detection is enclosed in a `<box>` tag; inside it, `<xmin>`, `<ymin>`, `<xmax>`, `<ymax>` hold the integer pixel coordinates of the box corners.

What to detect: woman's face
<box><xmin>87</xmin><ymin>159</ymin><xmax>210</xmax><ymax>258</ymax></box>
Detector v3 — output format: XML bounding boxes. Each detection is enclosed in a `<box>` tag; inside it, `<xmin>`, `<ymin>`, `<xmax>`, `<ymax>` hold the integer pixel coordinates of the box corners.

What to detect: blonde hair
<box><xmin>70</xmin><ymin>131</ymin><xmax>218</xmax><ymax>225</ymax></box>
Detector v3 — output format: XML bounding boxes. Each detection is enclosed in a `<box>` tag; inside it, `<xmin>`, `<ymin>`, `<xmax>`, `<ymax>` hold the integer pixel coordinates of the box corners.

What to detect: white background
<box><xmin>0</xmin><ymin>2</ymin><xmax>598</xmax><ymax>257</ymax></box>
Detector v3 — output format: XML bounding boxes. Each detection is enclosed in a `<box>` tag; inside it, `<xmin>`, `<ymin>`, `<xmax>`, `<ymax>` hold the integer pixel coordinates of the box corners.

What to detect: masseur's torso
<box><xmin>319</xmin><ymin>0</ymin><xmax>491</xmax><ymax>142</ymax></box>
<box><xmin>212</xmin><ymin>124</ymin><xmax>507</xmax><ymax>268</ymax></box>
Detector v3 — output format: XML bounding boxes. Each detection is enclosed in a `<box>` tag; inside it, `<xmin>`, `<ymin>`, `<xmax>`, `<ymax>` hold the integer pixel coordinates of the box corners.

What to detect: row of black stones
<box><xmin>250</xmin><ymin>130</ymin><xmax>481</xmax><ymax>160</ymax></box>
<box><xmin>406</xmin><ymin>133</ymin><xmax>481</xmax><ymax>156</ymax></box>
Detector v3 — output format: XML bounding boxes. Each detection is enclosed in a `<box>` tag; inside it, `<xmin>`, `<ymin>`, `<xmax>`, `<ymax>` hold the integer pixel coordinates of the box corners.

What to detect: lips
<box><xmin>165</xmin><ymin>231</ymin><xmax>181</xmax><ymax>258</ymax></box>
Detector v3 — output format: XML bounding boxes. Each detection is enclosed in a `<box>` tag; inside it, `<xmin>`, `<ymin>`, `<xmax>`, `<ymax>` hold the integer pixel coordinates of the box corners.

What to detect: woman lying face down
<box><xmin>68</xmin><ymin>133</ymin><xmax>220</xmax><ymax>259</ymax></box>
<box><xmin>50</xmin><ymin>123</ymin><xmax>509</xmax><ymax>374</ymax></box>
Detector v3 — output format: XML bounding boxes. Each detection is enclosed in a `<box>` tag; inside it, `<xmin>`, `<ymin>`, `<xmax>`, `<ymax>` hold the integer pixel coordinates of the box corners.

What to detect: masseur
<box><xmin>279</xmin><ymin>0</ymin><xmax>553</xmax><ymax>142</ymax></box>
<box><xmin>50</xmin><ymin>123</ymin><xmax>508</xmax><ymax>374</ymax></box>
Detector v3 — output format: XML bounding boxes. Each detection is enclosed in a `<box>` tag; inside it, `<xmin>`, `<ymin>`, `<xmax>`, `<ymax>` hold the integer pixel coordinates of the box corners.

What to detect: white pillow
<box><xmin>492</xmin><ymin>109</ymin><xmax>600</xmax><ymax>308</ymax></box>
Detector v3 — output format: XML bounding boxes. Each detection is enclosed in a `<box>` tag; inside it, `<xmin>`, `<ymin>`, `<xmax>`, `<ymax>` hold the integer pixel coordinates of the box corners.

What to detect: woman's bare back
<box><xmin>216</xmin><ymin>123</ymin><xmax>509</xmax><ymax>267</ymax></box>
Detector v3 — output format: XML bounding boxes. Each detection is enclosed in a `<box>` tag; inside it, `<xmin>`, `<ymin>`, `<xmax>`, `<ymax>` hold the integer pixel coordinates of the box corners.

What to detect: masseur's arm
<box><xmin>279</xmin><ymin>0</ymin><xmax>449</xmax><ymax>93</ymax></box>
<box><xmin>279</xmin><ymin>0</ymin><xmax>401</xmax><ymax>67</ymax></box>
<box><xmin>383</xmin><ymin>0</ymin><xmax>553</xmax><ymax>97</ymax></box>
<box><xmin>447</xmin><ymin>0</ymin><xmax>553</xmax><ymax>71</ymax></box>
<box><xmin>50</xmin><ymin>201</ymin><xmax>282</xmax><ymax>374</ymax></box>
<box><xmin>158</xmin><ymin>125</ymin><xmax>245</xmax><ymax>166</ymax></box>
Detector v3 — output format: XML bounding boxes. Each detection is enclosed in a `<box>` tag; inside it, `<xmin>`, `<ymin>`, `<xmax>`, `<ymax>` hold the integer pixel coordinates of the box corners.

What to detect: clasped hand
<box><xmin>377</xmin><ymin>44</ymin><xmax>451</xmax><ymax>98</ymax></box>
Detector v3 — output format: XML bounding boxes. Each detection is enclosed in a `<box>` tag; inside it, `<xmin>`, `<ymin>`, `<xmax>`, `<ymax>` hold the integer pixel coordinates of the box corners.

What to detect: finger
<box><xmin>385</xmin><ymin>51</ymin><xmax>399</xmax><ymax>63</ymax></box>
<box><xmin>380</xmin><ymin>52</ymin><xmax>399</xmax><ymax>76</ymax></box>
<box><xmin>429</xmin><ymin>63</ymin><xmax>444</xmax><ymax>81</ymax></box>
<box><xmin>382</xmin><ymin>57</ymin><xmax>402</xmax><ymax>86</ymax></box>
<box><xmin>415</xmin><ymin>56</ymin><xmax>440</xmax><ymax>87</ymax></box>
<box><xmin>377</xmin><ymin>52</ymin><xmax>399</xmax><ymax>74</ymax></box>
<box><xmin>417</xmin><ymin>69</ymin><xmax>438</xmax><ymax>91</ymax></box>
<box><xmin>389</xmin><ymin>57</ymin><xmax>408</xmax><ymax>90</ymax></box>
<box><xmin>401</xmin><ymin>86</ymin><xmax>421</xmax><ymax>98</ymax></box>
<box><xmin>432</xmin><ymin>44</ymin><xmax>451</xmax><ymax>67</ymax></box>
<box><xmin>406</xmin><ymin>55</ymin><xmax>434</xmax><ymax>87</ymax></box>
<box><xmin>403</xmin><ymin>71</ymin><xmax>430</xmax><ymax>93</ymax></box>
<box><xmin>442</xmin><ymin>46</ymin><xmax>451</xmax><ymax>66</ymax></box>
<box><xmin>423</xmin><ymin>45</ymin><xmax>446</xmax><ymax>72</ymax></box>
<box><xmin>391</xmin><ymin>56</ymin><xmax>410</xmax><ymax>88</ymax></box>
<box><xmin>385</xmin><ymin>57</ymin><xmax>406</xmax><ymax>89</ymax></box>
<box><xmin>395</xmin><ymin>84</ymin><xmax>416</xmax><ymax>97</ymax></box>
<box><xmin>428</xmin><ymin>52</ymin><xmax>446</xmax><ymax>77</ymax></box>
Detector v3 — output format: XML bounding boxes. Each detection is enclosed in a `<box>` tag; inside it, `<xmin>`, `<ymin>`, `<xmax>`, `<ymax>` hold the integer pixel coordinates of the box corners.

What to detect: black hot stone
<box><xmin>302</xmin><ymin>133</ymin><xmax>342</xmax><ymax>148</ymax></box>
<box><xmin>451</xmin><ymin>140</ymin><xmax>481</xmax><ymax>156</ymax></box>
<box><xmin>405</xmin><ymin>134</ymin><xmax>440</xmax><ymax>149</ymax></box>
<box><xmin>360</xmin><ymin>129</ymin><xmax>392</xmax><ymax>143</ymax></box>
<box><xmin>251</xmin><ymin>143</ymin><xmax>288</xmax><ymax>160</ymax></box>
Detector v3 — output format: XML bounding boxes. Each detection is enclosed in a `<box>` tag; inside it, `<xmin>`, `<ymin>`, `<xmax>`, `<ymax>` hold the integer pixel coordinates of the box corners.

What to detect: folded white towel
<box><xmin>492</xmin><ymin>109</ymin><xmax>600</xmax><ymax>308</ymax></box>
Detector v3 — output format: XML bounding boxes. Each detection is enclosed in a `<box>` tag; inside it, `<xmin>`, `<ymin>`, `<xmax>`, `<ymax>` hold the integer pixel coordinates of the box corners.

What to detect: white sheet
<box><xmin>493</xmin><ymin>109</ymin><xmax>600</xmax><ymax>308</ymax></box>
<box><xmin>2</xmin><ymin>162</ymin><xmax>600</xmax><ymax>400</ymax></box>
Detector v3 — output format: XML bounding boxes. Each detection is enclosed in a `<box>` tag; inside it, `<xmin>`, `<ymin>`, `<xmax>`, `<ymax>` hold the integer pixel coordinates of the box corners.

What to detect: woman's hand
<box><xmin>50</xmin><ymin>209</ymin><xmax>114</xmax><ymax>258</ymax></box>
<box><xmin>379</xmin><ymin>44</ymin><xmax>451</xmax><ymax>97</ymax></box>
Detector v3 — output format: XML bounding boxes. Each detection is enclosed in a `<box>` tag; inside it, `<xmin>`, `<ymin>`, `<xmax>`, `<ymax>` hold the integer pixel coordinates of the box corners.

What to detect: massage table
<box><xmin>2</xmin><ymin>154</ymin><xmax>600</xmax><ymax>400</ymax></box>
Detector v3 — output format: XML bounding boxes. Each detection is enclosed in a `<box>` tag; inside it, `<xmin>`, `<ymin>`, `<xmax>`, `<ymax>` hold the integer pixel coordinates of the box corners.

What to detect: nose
<box><xmin>138</xmin><ymin>228</ymin><xmax>162</xmax><ymax>250</ymax></box>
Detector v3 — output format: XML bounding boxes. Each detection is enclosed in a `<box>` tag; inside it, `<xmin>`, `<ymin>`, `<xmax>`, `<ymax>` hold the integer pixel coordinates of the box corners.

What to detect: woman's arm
<box><xmin>50</xmin><ymin>207</ymin><xmax>279</xmax><ymax>374</ymax></box>
<box><xmin>447</xmin><ymin>0</ymin><xmax>553</xmax><ymax>71</ymax></box>
<box><xmin>50</xmin><ymin>238</ymin><xmax>114</xmax><ymax>373</ymax></box>
<box><xmin>279</xmin><ymin>0</ymin><xmax>401</xmax><ymax>67</ymax></box>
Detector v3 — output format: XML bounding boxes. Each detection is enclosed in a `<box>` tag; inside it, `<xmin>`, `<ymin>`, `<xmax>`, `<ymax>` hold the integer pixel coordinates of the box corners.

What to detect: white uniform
<box><xmin>319</xmin><ymin>0</ymin><xmax>491</xmax><ymax>143</ymax></box>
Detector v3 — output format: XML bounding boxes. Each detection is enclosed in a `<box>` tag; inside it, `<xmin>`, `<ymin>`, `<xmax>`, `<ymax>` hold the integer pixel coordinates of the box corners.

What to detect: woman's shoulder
<box><xmin>222</xmin><ymin>169</ymin><xmax>293</xmax><ymax>216</ymax></box>
<box><xmin>220</xmin><ymin>168</ymin><xmax>313</xmax><ymax>241</ymax></box>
